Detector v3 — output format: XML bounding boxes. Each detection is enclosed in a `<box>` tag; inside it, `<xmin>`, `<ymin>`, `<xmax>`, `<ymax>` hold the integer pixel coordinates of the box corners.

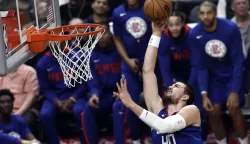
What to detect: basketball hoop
<box><xmin>26</xmin><ymin>24</ymin><xmax>105</xmax><ymax>87</ymax></box>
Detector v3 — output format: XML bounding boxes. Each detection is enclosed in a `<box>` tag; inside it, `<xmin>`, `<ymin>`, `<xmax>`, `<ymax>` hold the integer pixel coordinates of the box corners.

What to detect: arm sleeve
<box><xmin>36</xmin><ymin>62</ymin><xmax>58</xmax><ymax>104</ymax></box>
<box><xmin>230</xmin><ymin>26</ymin><xmax>244</xmax><ymax>93</ymax></box>
<box><xmin>0</xmin><ymin>133</ymin><xmax>21</xmax><ymax>144</ymax></box>
<box><xmin>158</xmin><ymin>34</ymin><xmax>173</xmax><ymax>89</ymax></box>
<box><xmin>188</xmin><ymin>32</ymin><xmax>208</xmax><ymax>93</ymax></box>
<box><xmin>112</xmin><ymin>10</ymin><xmax>122</xmax><ymax>37</ymax></box>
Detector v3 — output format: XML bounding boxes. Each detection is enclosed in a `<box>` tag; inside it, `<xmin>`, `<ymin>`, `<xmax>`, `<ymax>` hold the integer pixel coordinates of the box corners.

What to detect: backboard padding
<box><xmin>0</xmin><ymin>0</ymin><xmax>61</xmax><ymax>75</ymax></box>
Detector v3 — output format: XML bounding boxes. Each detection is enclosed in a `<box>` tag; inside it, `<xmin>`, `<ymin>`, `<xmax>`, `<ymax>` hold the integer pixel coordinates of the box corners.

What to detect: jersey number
<box><xmin>161</xmin><ymin>134</ymin><xmax>176</xmax><ymax>144</ymax></box>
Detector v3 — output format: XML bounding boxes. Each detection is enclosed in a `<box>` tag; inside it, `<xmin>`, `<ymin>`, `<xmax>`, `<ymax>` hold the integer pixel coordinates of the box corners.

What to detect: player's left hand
<box><xmin>113</xmin><ymin>79</ymin><xmax>133</xmax><ymax>108</ymax></box>
<box><xmin>227</xmin><ymin>92</ymin><xmax>239</xmax><ymax>111</ymax></box>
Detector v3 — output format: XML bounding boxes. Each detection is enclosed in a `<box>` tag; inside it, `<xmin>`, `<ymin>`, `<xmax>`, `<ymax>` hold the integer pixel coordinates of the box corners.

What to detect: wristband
<box><xmin>201</xmin><ymin>91</ymin><xmax>207</xmax><ymax>95</ymax></box>
<box><xmin>148</xmin><ymin>35</ymin><xmax>161</xmax><ymax>48</ymax></box>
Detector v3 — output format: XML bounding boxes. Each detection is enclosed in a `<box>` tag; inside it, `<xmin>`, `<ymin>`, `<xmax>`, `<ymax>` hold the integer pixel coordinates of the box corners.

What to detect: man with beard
<box><xmin>113</xmin><ymin>21</ymin><xmax>203</xmax><ymax>144</ymax></box>
<box><xmin>0</xmin><ymin>89</ymin><xmax>40</xmax><ymax>144</ymax></box>
<box><xmin>189</xmin><ymin>1</ymin><xmax>248</xmax><ymax>144</ymax></box>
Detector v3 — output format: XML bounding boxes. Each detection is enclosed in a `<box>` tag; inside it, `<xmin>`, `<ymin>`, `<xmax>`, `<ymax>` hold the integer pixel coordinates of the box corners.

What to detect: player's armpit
<box><xmin>177</xmin><ymin>105</ymin><xmax>201</xmax><ymax>127</ymax></box>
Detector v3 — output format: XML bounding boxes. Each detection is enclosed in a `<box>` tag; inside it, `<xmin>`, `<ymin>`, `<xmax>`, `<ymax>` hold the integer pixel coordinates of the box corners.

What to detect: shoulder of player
<box><xmin>218</xmin><ymin>18</ymin><xmax>238</xmax><ymax>32</ymax></box>
<box><xmin>112</xmin><ymin>4</ymin><xmax>125</xmax><ymax>16</ymax></box>
<box><xmin>179</xmin><ymin>105</ymin><xmax>200</xmax><ymax>115</ymax></box>
<box><xmin>10</xmin><ymin>114</ymin><xmax>26</xmax><ymax>124</ymax></box>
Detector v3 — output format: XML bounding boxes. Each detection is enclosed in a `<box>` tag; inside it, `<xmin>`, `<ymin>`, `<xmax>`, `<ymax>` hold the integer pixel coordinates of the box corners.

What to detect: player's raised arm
<box><xmin>142</xmin><ymin>22</ymin><xmax>166</xmax><ymax>114</ymax></box>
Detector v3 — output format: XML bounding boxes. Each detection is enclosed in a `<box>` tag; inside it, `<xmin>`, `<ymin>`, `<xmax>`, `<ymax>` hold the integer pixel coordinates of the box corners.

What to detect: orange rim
<box><xmin>26</xmin><ymin>24</ymin><xmax>105</xmax><ymax>53</ymax></box>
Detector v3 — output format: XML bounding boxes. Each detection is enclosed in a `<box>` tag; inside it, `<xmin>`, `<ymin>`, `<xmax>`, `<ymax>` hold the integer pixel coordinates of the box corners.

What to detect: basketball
<box><xmin>144</xmin><ymin>0</ymin><xmax>173</xmax><ymax>25</ymax></box>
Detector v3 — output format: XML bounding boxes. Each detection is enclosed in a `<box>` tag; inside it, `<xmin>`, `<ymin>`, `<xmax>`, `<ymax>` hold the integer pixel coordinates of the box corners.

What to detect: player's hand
<box><xmin>127</xmin><ymin>58</ymin><xmax>139</xmax><ymax>73</ymax></box>
<box><xmin>152</xmin><ymin>21</ymin><xmax>167</xmax><ymax>35</ymax></box>
<box><xmin>30</xmin><ymin>139</ymin><xmax>41</xmax><ymax>144</ymax></box>
<box><xmin>89</xmin><ymin>94</ymin><xmax>99</xmax><ymax>108</ymax></box>
<box><xmin>21</xmin><ymin>140</ymin><xmax>31</xmax><ymax>144</ymax></box>
<box><xmin>227</xmin><ymin>92</ymin><xmax>239</xmax><ymax>111</ymax></box>
<box><xmin>113</xmin><ymin>79</ymin><xmax>133</xmax><ymax>108</ymax></box>
<box><xmin>55</xmin><ymin>100</ymin><xmax>64</xmax><ymax>110</ymax></box>
<box><xmin>62</xmin><ymin>98</ymin><xmax>75</xmax><ymax>113</ymax></box>
<box><xmin>202</xmin><ymin>94</ymin><xmax>214</xmax><ymax>112</ymax></box>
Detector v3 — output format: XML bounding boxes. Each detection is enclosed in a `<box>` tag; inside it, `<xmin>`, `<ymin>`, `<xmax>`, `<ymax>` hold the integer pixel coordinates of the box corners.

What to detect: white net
<box><xmin>48</xmin><ymin>25</ymin><xmax>105</xmax><ymax>88</ymax></box>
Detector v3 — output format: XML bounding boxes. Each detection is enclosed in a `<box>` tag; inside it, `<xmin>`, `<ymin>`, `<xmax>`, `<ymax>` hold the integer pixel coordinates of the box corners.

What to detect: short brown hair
<box><xmin>179</xmin><ymin>81</ymin><xmax>195</xmax><ymax>105</ymax></box>
<box><xmin>199</xmin><ymin>0</ymin><xmax>217</xmax><ymax>13</ymax></box>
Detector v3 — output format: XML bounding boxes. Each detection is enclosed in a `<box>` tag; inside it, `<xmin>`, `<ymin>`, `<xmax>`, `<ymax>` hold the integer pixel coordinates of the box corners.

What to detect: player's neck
<box><xmin>204</xmin><ymin>19</ymin><xmax>217</xmax><ymax>32</ymax></box>
<box><xmin>0</xmin><ymin>114</ymin><xmax>10</xmax><ymax>124</ymax></box>
<box><xmin>93</xmin><ymin>14</ymin><xmax>107</xmax><ymax>23</ymax></box>
<box><xmin>167</xmin><ymin>103</ymin><xmax>185</xmax><ymax>115</ymax></box>
<box><xmin>128</xmin><ymin>3</ymin><xmax>140</xmax><ymax>9</ymax></box>
<box><xmin>236</xmin><ymin>14</ymin><xmax>249</xmax><ymax>23</ymax></box>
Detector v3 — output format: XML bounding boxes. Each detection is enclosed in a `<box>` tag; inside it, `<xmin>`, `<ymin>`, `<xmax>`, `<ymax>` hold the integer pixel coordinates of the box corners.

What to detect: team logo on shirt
<box><xmin>8</xmin><ymin>131</ymin><xmax>21</xmax><ymax>138</ymax></box>
<box><xmin>205</xmin><ymin>40</ymin><xmax>227</xmax><ymax>58</ymax></box>
<box><xmin>126</xmin><ymin>17</ymin><xmax>147</xmax><ymax>39</ymax></box>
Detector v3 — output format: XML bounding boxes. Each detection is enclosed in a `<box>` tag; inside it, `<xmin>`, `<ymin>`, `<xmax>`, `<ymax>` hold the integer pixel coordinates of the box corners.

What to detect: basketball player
<box><xmin>112</xmin><ymin>0</ymin><xmax>162</xmax><ymax>143</ymax></box>
<box><xmin>81</xmin><ymin>21</ymin><xmax>122</xmax><ymax>144</ymax></box>
<box><xmin>36</xmin><ymin>50</ymin><xmax>100</xmax><ymax>144</ymax></box>
<box><xmin>113</xmin><ymin>21</ymin><xmax>204</xmax><ymax>144</ymax></box>
<box><xmin>189</xmin><ymin>1</ymin><xmax>248</xmax><ymax>144</ymax></box>
<box><xmin>0</xmin><ymin>89</ymin><xmax>40</xmax><ymax>144</ymax></box>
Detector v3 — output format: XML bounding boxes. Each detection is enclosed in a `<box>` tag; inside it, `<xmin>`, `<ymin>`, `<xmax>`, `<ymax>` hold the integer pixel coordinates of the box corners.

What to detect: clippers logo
<box><xmin>161</xmin><ymin>134</ymin><xmax>176</xmax><ymax>144</ymax></box>
<box><xmin>205</xmin><ymin>40</ymin><xmax>227</xmax><ymax>58</ymax></box>
<box><xmin>126</xmin><ymin>17</ymin><xmax>147</xmax><ymax>39</ymax></box>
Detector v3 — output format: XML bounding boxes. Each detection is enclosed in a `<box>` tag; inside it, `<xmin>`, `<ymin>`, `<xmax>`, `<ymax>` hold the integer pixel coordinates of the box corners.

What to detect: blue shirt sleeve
<box><xmin>36</xmin><ymin>61</ymin><xmax>58</xmax><ymax>104</ymax></box>
<box><xmin>88</xmin><ymin>59</ymin><xmax>102</xmax><ymax>98</ymax></box>
<box><xmin>230</xmin><ymin>26</ymin><xmax>244</xmax><ymax>93</ymax></box>
<box><xmin>112</xmin><ymin>10</ymin><xmax>122</xmax><ymax>37</ymax></box>
<box><xmin>158</xmin><ymin>34</ymin><xmax>173</xmax><ymax>89</ymax></box>
<box><xmin>188</xmin><ymin>31</ymin><xmax>208</xmax><ymax>93</ymax></box>
<box><xmin>0</xmin><ymin>133</ymin><xmax>21</xmax><ymax>144</ymax></box>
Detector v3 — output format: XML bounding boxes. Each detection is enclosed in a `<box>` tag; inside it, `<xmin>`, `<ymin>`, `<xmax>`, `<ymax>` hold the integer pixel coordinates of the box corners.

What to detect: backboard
<box><xmin>0</xmin><ymin>0</ymin><xmax>61</xmax><ymax>75</ymax></box>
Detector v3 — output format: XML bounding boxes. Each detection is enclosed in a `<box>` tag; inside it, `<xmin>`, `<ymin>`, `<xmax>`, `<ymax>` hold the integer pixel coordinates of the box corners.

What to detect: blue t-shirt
<box><xmin>0</xmin><ymin>115</ymin><xmax>31</xmax><ymax>144</ymax></box>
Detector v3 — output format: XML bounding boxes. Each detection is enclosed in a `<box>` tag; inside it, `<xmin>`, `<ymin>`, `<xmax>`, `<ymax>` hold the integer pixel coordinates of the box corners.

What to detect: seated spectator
<box><xmin>84</xmin><ymin>0</ymin><xmax>110</xmax><ymax>23</ymax></box>
<box><xmin>0</xmin><ymin>64</ymin><xmax>39</xmax><ymax>139</ymax></box>
<box><xmin>0</xmin><ymin>89</ymin><xmax>40</xmax><ymax>144</ymax></box>
<box><xmin>36</xmin><ymin>49</ymin><xmax>100</xmax><ymax>144</ymax></box>
<box><xmin>60</xmin><ymin>0</ymin><xmax>93</xmax><ymax>26</ymax></box>
<box><xmin>82</xmin><ymin>21</ymin><xmax>122</xmax><ymax>144</ymax></box>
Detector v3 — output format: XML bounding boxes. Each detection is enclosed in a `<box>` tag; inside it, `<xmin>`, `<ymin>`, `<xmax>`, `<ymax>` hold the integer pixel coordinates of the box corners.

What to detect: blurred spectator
<box><xmin>36</xmin><ymin>49</ymin><xmax>100</xmax><ymax>144</ymax></box>
<box><xmin>0</xmin><ymin>0</ymin><xmax>15</xmax><ymax>11</ymax></box>
<box><xmin>0</xmin><ymin>89</ymin><xmax>40</xmax><ymax>144</ymax></box>
<box><xmin>231</xmin><ymin>0</ymin><xmax>250</xmax><ymax>58</ymax></box>
<box><xmin>0</xmin><ymin>64</ymin><xmax>39</xmax><ymax>139</ymax></box>
<box><xmin>82</xmin><ymin>21</ymin><xmax>122</xmax><ymax>144</ymax></box>
<box><xmin>189</xmin><ymin>1</ymin><xmax>248</xmax><ymax>144</ymax></box>
<box><xmin>60</xmin><ymin>0</ymin><xmax>93</xmax><ymax>26</ymax></box>
<box><xmin>83</xmin><ymin>0</ymin><xmax>110</xmax><ymax>23</ymax></box>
